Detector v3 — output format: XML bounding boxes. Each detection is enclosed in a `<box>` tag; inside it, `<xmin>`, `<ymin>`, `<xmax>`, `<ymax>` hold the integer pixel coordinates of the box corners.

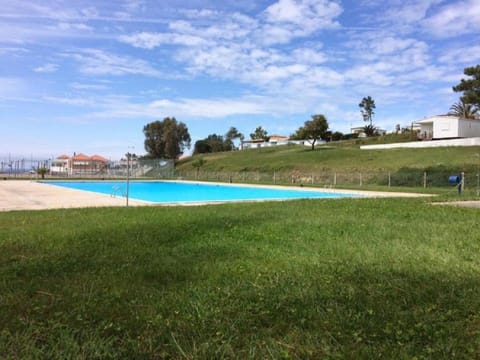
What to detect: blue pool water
<box><xmin>44</xmin><ymin>181</ymin><xmax>357</xmax><ymax>204</ymax></box>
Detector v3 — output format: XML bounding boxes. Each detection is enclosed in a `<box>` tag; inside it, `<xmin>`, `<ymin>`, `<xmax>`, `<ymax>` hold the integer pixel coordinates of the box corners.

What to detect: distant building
<box><xmin>268</xmin><ymin>135</ymin><xmax>290</xmax><ymax>143</ymax></box>
<box><xmin>50</xmin><ymin>153</ymin><xmax>110</xmax><ymax>175</ymax></box>
<box><xmin>240</xmin><ymin>135</ymin><xmax>320</xmax><ymax>150</ymax></box>
<box><xmin>350</xmin><ymin>126</ymin><xmax>387</xmax><ymax>137</ymax></box>
<box><xmin>50</xmin><ymin>155</ymin><xmax>71</xmax><ymax>175</ymax></box>
<box><xmin>414</xmin><ymin>115</ymin><xmax>480</xmax><ymax>140</ymax></box>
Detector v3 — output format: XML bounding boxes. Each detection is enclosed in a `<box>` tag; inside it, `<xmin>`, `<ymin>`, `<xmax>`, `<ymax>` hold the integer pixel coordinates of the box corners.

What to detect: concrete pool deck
<box><xmin>0</xmin><ymin>180</ymin><xmax>434</xmax><ymax>212</ymax></box>
<box><xmin>0</xmin><ymin>180</ymin><xmax>147</xmax><ymax>211</ymax></box>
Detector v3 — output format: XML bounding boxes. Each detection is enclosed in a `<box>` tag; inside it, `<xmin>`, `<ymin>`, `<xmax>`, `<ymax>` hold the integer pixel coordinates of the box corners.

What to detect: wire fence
<box><xmin>0</xmin><ymin>158</ymin><xmax>175</xmax><ymax>179</ymax></box>
<box><xmin>2</xmin><ymin>155</ymin><xmax>478</xmax><ymax>190</ymax></box>
<box><xmin>173</xmin><ymin>169</ymin><xmax>480</xmax><ymax>189</ymax></box>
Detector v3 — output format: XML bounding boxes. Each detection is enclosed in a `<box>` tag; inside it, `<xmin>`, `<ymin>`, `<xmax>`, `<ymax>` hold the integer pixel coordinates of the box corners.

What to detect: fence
<box><xmin>173</xmin><ymin>169</ymin><xmax>480</xmax><ymax>189</ymax></box>
<box><xmin>0</xmin><ymin>158</ymin><xmax>174</xmax><ymax>179</ymax></box>
<box><xmin>2</xmin><ymin>154</ymin><xmax>478</xmax><ymax>190</ymax></box>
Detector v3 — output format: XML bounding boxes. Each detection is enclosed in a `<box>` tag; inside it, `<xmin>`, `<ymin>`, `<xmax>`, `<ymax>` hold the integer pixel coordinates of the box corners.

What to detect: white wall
<box><xmin>361</xmin><ymin>137</ymin><xmax>480</xmax><ymax>150</ymax></box>
<box><xmin>458</xmin><ymin>119</ymin><xmax>480</xmax><ymax>138</ymax></box>
<box><xmin>433</xmin><ymin>116</ymin><xmax>459</xmax><ymax>138</ymax></box>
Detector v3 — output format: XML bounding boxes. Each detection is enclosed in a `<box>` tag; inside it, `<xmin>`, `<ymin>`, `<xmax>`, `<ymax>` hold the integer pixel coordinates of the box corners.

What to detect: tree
<box><xmin>448</xmin><ymin>100</ymin><xmax>478</xmax><ymax>119</ymax></box>
<box><xmin>193</xmin><ymin>134</ymin><xmax>232</xmax><ymax>155</ymax></box>
<box><xmin>363</xmin><ymin>124</ymin><xmax>377</xmax><ymax>137</ymax></box>
<box><xmin>359</xmin><ymin>96</ymin><xmax>376</xmax><ymax>127</ymax></box>
<box><xmin>250</xmin><ymin>126</ymin><xmax>269</xmax><ymax>141</ymax></box>
<box><xmin>193</xmin><ymin>140</ymin><xmax>211</xmax><ymax>154</ymax></box>
<box><xmin>331</xmin><ymin>131</ymin><xmax>344</xmax><ymax>141</ymax></box>
<box><xmin>225</xmin><ymin>126</ymin><xmax>244</xmax><ymax>150</ymax></box>
<box><xmin>37</xmin><ymin>167</ymin><xmax>48</xmax><ymax>179</ymax></box>
<box><xmin>453</xmin><ymin>64</ymin><xmax>480</xmax><ymax>110</ymax></box>
<box><xmin>293</xmin><ymin>114</ymin><xmax>329</xmax><ymax>150</ymax></box>
<box><xmin>143</xmin><ymin>117</ymin><xmax>191</xmax><ymax>160</ymax></box>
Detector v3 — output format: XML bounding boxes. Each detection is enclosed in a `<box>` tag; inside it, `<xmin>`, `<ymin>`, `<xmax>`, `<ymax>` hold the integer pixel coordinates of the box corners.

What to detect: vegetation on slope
<box><xmin>177</xmin><ymin>138</ymin><xmax>480</xmax><ymax>176</ymax></box>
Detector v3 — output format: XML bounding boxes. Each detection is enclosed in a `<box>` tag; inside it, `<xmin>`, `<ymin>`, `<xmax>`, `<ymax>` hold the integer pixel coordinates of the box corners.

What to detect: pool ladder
<box><xmin>111</xmin><ymin>185</ymin><xmax>126</xmax><ymax>198</ymax></box>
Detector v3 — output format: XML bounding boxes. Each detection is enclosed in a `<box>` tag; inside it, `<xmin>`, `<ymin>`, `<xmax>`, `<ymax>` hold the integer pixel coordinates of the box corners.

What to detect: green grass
<box><xmin>175</xmin><ymin>143</ymin><xmax>480</xmax><ymax>189</ymax></box>
<box><xmin>2</xmin><ymin>198</ymin><xmax>480</xmax><ymax>358</ymax></box>
<box><xmin>177</xmin><ymin>142</ymin><xmax>480</xmax><ymax>173</ymax></box>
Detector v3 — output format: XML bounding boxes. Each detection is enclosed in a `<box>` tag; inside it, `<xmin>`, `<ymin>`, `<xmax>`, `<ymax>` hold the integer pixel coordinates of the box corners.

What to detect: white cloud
<box><xmin>260</xmin><ymin>0</ymin><xmax>342</xmax><ymax>44</ymax></box>
<box><xmin>114</xmin><ymin>1</ymin><xmax>341</xmax><ymax>91</ymax></box>
<box><xmin>64</xmin><ymin>49</ymin><xmax>162</xmax><ymax>77</ymax></box>
<box><xmin>437</xmin><ymin>45</ymin><xmax>480</xmax><ymax>65</ymax></box>
<box><xmin>258</xmin><ymin>24</ymin><xmax>296</xmax><ymax>45</ymax></box>
<box><xmin>265</xmin><ymin>0</ymin><xmax>305</xmax><ymax>23</ymax></box>
<box><xmin>149</xmin><ymin>97</ymin><xmax>269</xmax><ymax>118</ymax></box>
<box><xmin>265</xmin><ymin>0</ymin><xmax>342</xmax><ymax>27</ymax></box>
<box><xmin>370</xmin><ymin>37</ymin><xmax>419</xmax><ymax>55</ymax></box>
<box><xmin>422</xmin><ymin>0</ymin><xmax>480</xmax><ymax>37</ymax></box>
<box><xmin>42</xmin><ymin>95</ymin><xmax>93</xmax><ymax>106</ymax></box>
<box><xmin>49</xmin><ymin>22</ymin><xmax>93</xmax><ymax>32</ymax></box>
<box><xmin>33</xmin><ymin>63</ymin><xmax>59</xmax><ymax>73</ymax></box>
<box><xmin>179</xmin><ymin>8</ymin><xmax>220</xmax><ymax>19</ymax></box>
<box><xmin>0</xmin><ymin>46</ymin><xmax>29</xmax><ymax>55</ymax></box>
<box><xmin>119</xmin><ymin>31</ymin><xmax>208</xmax><ymax>49</ymax></box>
<box><xmin>80</xmin><ymin>7</ymin><xmax>99</xmax><ymax>18</ymax></box>
<box><xmin>0</xmin><ymin>77</ymin><xmax>28</xmax><ymax>99</ymax></box>
<box><xmin>292</xmin><ymin>47</ymin><xmax>327</xmax><ymax>65</ymax></box>
<box><xmin>376</xmin><ymin>0</ymin><xmax>440</xmax><ymax>29</ymax></box>
<box><xmin>118</xmin><ymin>32</ymin><xmax>168</xmax><ymax>49</ymax></box>
<box><xmin>345</xmin><ymin>64</ymin><xmax>394</xmax><ymax>86</ymax></box>
<box><xmin>82</xmin><ymin>96</ymin><xmax>272</xmax><ymax>120</ymax></box>
<box><xmin>70</xmin><ymin>82</ymin><xmax>110</xmax><ymax>91</ymax></box>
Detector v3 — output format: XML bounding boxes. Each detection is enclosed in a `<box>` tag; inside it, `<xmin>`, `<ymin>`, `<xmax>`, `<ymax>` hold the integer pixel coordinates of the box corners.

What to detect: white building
<box><xmin>241</xmin><ymin>135</ymin><xmax>324</xmax><ymax>150</ymax></box>
<box><xmin>350</xmin><ymin>126</ymin><xmax>387</xmax><ymax>137</ymax></box>
<box><xmin>414</xmin><ymin>115</ymin><xmax>480</xmax><ymax>140</ymax></box>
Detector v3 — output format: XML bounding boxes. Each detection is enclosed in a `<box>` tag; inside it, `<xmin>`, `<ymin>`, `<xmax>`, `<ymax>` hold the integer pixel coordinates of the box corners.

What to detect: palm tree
<box><xmin>448</xmin><ymin>100</ymin><xmax>478</xmax><ymax>119</ymax></box>
<box><xmin>37</xmin><ymin>167</ymin><xmax>48</xmax><ymax>179</ymax></box>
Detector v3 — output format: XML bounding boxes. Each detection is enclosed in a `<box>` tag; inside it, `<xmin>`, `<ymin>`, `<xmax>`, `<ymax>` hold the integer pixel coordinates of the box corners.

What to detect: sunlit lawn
<box><xmin>1</xmin><ymin>198</ymin><xmax>480</xmax><ymax>358</ymax></box>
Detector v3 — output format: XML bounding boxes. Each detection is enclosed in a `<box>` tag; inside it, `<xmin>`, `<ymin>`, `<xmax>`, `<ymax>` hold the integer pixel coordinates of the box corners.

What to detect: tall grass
<box><xmin>1</xmin><ymin>198</ymin><xmax>480</xmax><ymax>358</ymax></box>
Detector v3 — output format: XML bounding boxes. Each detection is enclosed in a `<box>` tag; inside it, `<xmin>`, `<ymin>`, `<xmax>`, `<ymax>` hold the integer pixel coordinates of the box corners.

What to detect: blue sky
<box><xmin>1</xmin><ymin>0</ymin><xmax>479</xmax><ymax>160</ymax></box>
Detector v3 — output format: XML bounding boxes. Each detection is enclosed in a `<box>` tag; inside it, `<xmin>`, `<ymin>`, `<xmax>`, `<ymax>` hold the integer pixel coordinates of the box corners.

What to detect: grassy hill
<box><xmin>178</xmin><ymin>144</ymin><xmax>480</xmax><ymax>172</ymax></box>
<box><xmin>177</xmin><ymin>136</ymin><xmax>480</xmax><ymax>173</ymax></box>
<box><xmin>175</xmin><ymin>137</ymin><xmax>480</xmax><ymax>189</ymax></box>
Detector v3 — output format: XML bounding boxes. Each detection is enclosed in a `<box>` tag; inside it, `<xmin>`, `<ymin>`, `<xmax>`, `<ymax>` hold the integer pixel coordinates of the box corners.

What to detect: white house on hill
<box><xmin>240</xmin><ymin>135</ymin><xmax>324</xmax><ymax>150</ymax></box>
<box><xmin>414</xmin><ymin>115</ymin><xmax>480</xmax><ymax>140</ymax></box>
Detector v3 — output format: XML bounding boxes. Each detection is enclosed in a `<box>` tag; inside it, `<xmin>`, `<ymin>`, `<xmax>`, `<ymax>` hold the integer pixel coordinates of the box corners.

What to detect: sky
<box><xmin>1</xmin><ymin>0</ymin><xmax>480</xmax><ymax>160</ymax></box>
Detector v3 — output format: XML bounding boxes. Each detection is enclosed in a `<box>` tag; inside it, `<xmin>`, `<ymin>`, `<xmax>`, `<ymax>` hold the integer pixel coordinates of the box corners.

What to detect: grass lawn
<box><xmin>1</xmin><ymin>198</ymin><xmax>480</xmax><ymax>358</ymax></box>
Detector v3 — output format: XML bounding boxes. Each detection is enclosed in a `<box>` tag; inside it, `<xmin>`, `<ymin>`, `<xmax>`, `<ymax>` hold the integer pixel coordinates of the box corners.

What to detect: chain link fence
<box><xmin>174</xmin><ymin>168</ymin><xmax>480</xmax><ymax>189</ymax></box>
<box><xmin>0</xmin><ymin>157</ymin><xmax>174</xmax><ymax>179</ymax></box>
<box><xmin>2</xmin><ymin>155</ymin><xmax>478</xmax><ymax>190</ymax></box>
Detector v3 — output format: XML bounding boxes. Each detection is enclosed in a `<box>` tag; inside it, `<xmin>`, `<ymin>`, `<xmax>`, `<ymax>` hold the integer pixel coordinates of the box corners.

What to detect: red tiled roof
<box><xmin>72</xmin><ymin>153</ymin><xmax>90</xmax><ymax>161</ymax></box>
<box><xmin>90</xmin><ymin>154</ymin><xmax>109</xmax><ymax>162</ymax></box>
<box><xmin>59</xmin><ymin>153</ymin><xmax>109</xmax><ymax>161</ymax></box>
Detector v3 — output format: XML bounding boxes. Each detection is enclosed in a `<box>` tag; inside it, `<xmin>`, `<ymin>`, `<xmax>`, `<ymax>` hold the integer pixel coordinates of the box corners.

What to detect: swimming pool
<box><xmin>44</xmin><ymin>181</ymin><xmax>358</xmax><ymax>204</ymax></box>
